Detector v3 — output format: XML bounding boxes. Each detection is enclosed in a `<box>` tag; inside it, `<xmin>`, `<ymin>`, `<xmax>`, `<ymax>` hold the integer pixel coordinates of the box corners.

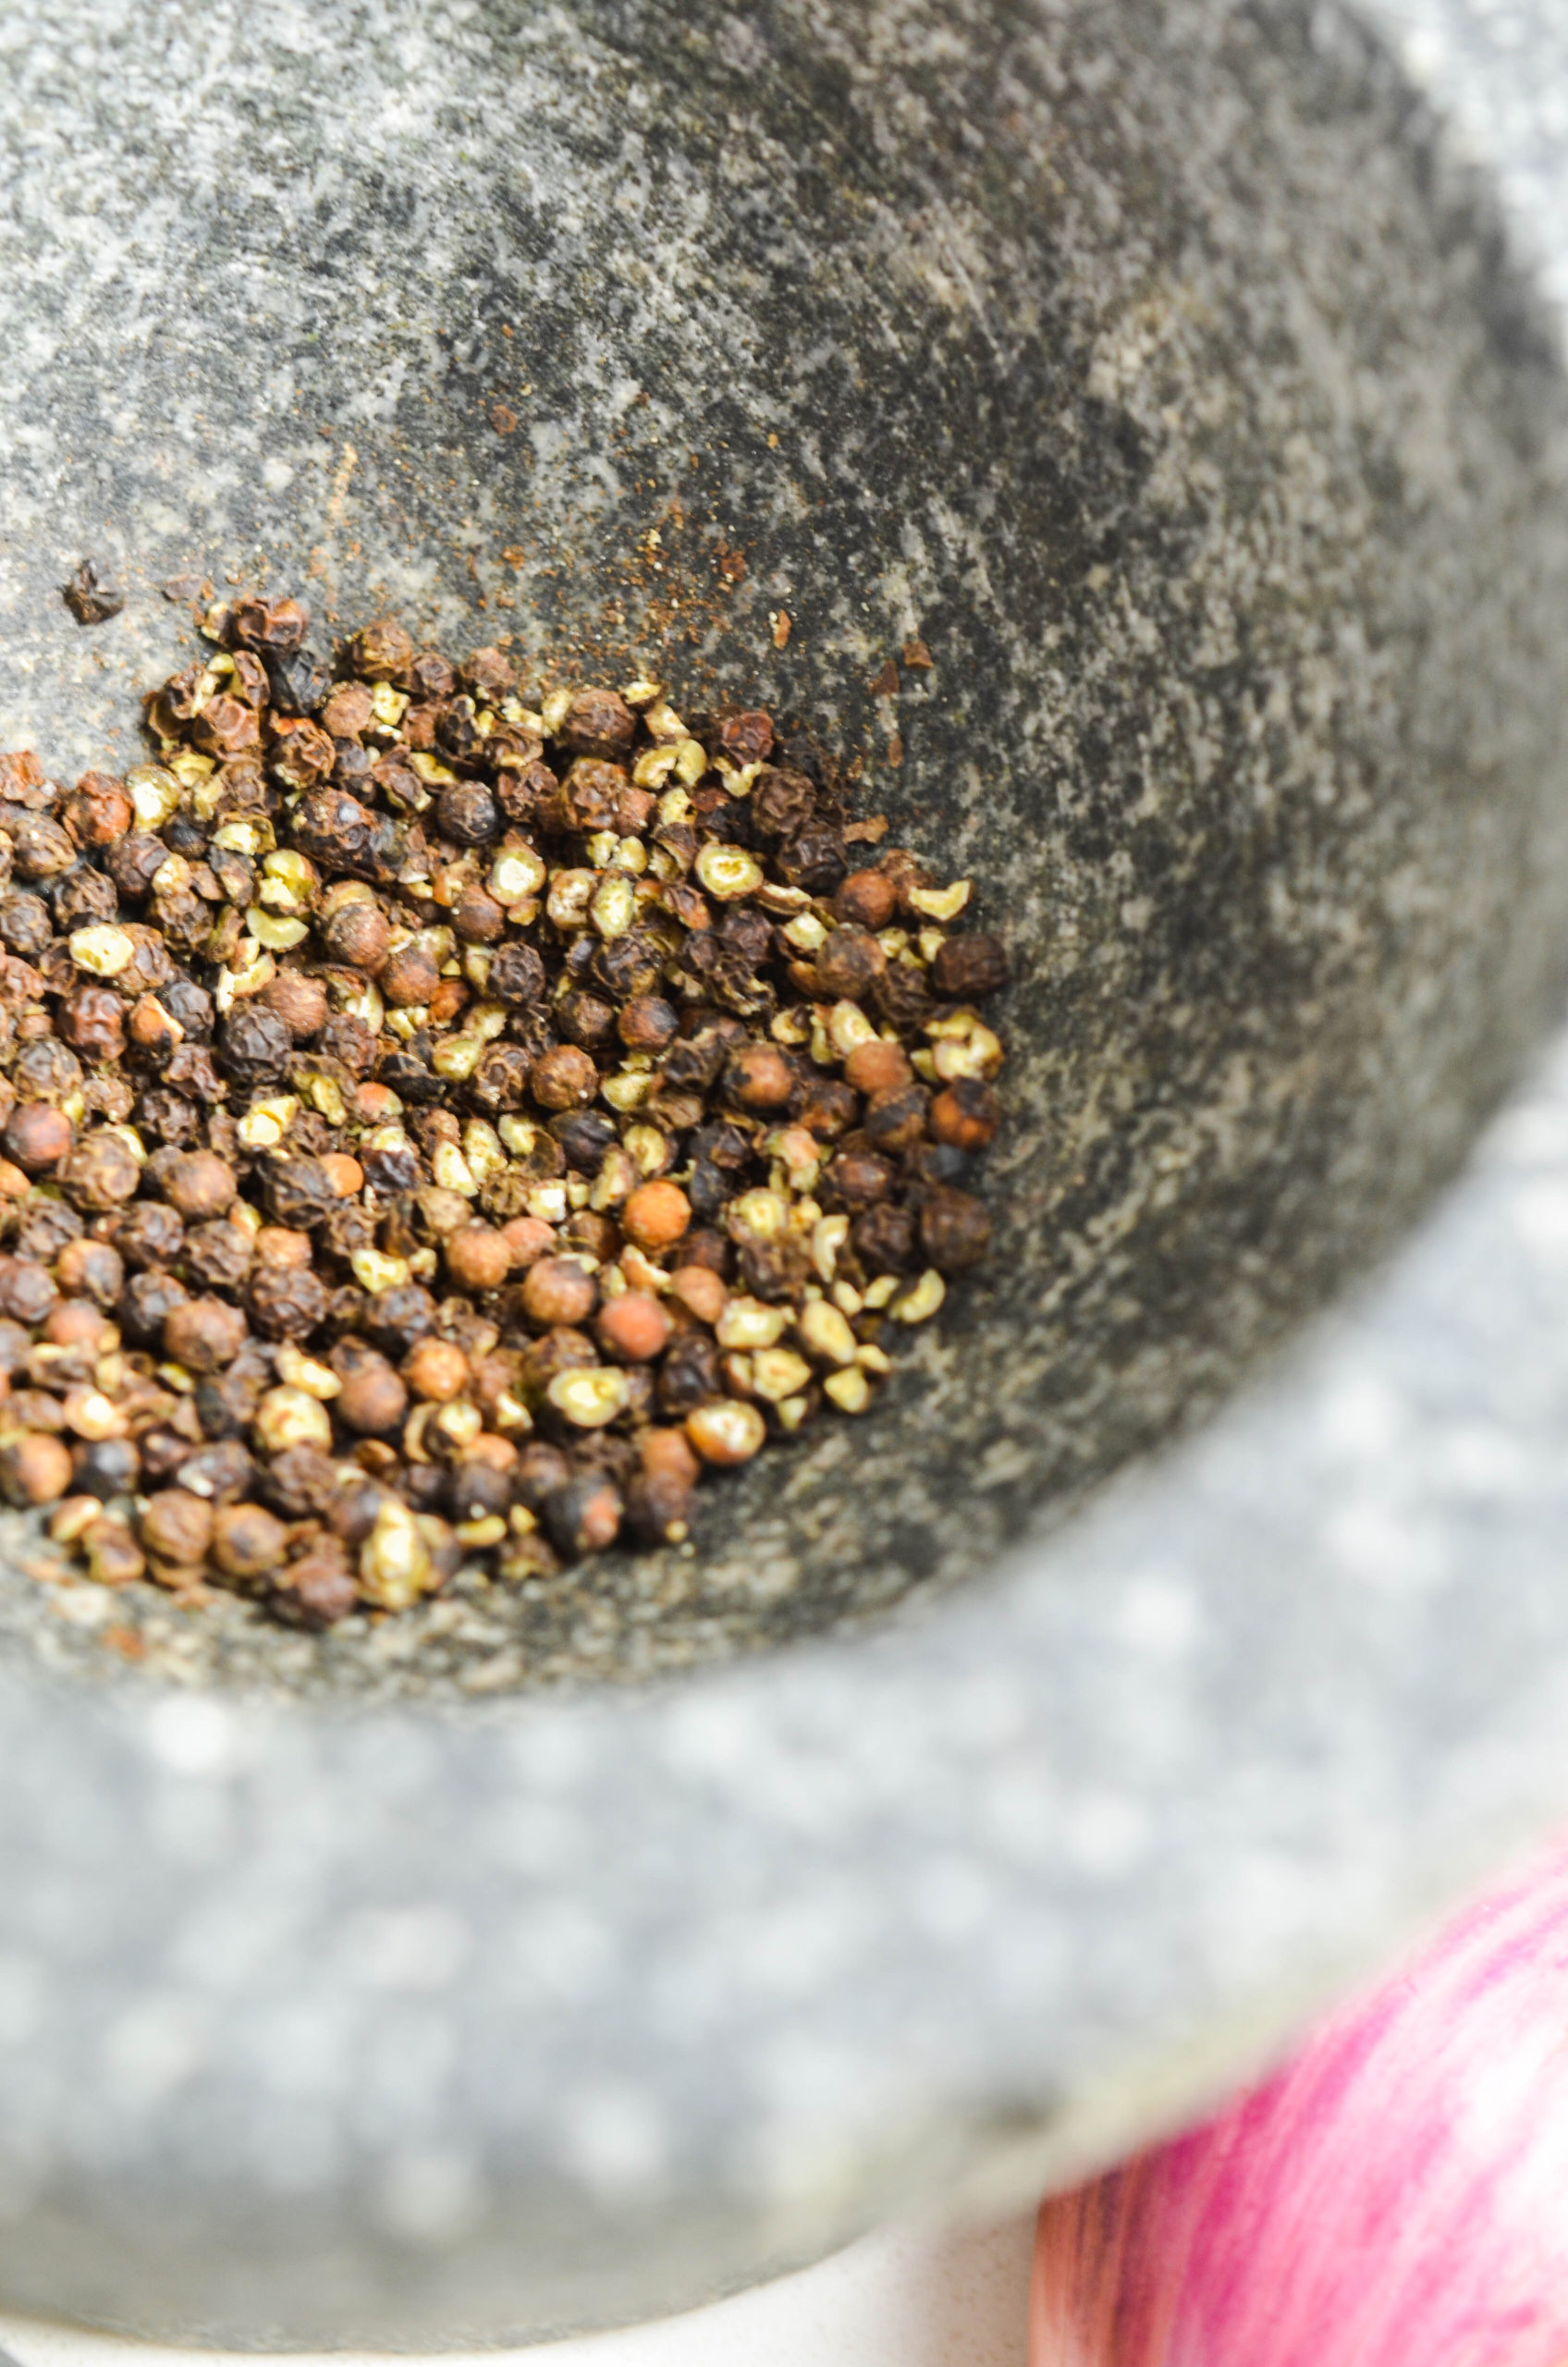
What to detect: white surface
<box><xmin>0</xmin><ymin>2214</ymin><xmax>1035</xmax><ymax>2367</ymax></box>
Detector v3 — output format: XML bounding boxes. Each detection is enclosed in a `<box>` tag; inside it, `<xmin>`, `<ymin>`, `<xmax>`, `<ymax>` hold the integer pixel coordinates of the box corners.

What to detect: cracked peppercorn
<box><xmin>0</xmin><ymin>595</ymin><xmax>1005</xmax><ymax>1630</ymax></box>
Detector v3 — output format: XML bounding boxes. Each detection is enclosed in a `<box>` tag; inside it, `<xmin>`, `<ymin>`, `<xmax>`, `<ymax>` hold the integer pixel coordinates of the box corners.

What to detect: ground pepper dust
<box><xmin>0</xmin><ymin>595</ymin><xmax>1007</xmax><ymax>1625</ymax></box>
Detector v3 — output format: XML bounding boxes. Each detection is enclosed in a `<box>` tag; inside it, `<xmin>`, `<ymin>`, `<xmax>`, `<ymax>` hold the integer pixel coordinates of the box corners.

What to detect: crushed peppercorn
<box><xmin>0</xmin><ymin>595</ymin><xmax>1008</xmax><ymax>1625</ymax></box>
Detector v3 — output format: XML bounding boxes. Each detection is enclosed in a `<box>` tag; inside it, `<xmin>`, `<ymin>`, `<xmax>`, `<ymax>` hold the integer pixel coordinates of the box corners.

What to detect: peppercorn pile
<box><xmin>0</xmin><ymin>595</ymin><xmax>1007</xmax><ymax>1626</ymax></box>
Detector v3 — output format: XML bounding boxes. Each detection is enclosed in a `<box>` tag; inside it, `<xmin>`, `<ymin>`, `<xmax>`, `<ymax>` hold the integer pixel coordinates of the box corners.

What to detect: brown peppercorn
<box><xmin>521</xmin><ymin>1257</ymin><xmax>598</xmax><ymax>1331</ymax></box>
<box><xmin>622</xmin><ymin>1180</ymin><xmax>691</xmax><ymax>1253</ymax></box>
<box><xmin>61</xmin><ymin>772</ymin><xmax>134</xmax><ymax>848</ymax></box>
<box><xmin>248</xmin><ymin>1263</ymin><xmax>329</xmax><ymax>1340</ymax></box>
<box><xmin>930</xmin><ymin>1078</ymin><xmax>999</xmax><ymax>1151</ymax></box>
<box><xmin>454</xmin><ymin>887</ymin><xmax>506</xmax><ymax>944</ymax></box>
<box><xmin>557</xmin><ymin>687</ymin><xmax>636</xmax><ymax>761</ymax></box>
<box><xmin>59</xmin><ymin>987</ymin><xmax>127</xmax><ymax>1063</ymax></box>
<box><xmin>929</xmin><ymin>933</ymin><xmax>1010</xmax><ymax>1000</ymax></box>
<box><xmin>0</xmin><ymin>1430</ymin><xmax>73</xmax><ymax>1507</ymax></box>
<box><xmin>80</xmin><ymin>1515</ymin><xmax>144</xmax><ymax>1586</ymax></box>
<box><xmin>640</xmin><ymin>1427</ymin><xmax>702</xmax><ymax>1488</ymax></box>
<box><xmin>55</xmin><ymin>1236</ymin><xmax>123</xmax><ymax>1306</ymax></box>
<box><xmin>864</xmin><ymin>1083</ymin><xmax>930</xmax><ymax>1155</ymax></box>
<box><xmin>164</xmin><ymin>1296</ymin><xmax>249</xmax><ymax>1374</ymax></box>
<box><xmin>617</xmin><ymin>996</ymin><xmax>679</xmax><ymax>1055</ymax></box>
<box><xmin>2</xmin><ymin>1104</ymin><xmax>72</xmax><ymax>1174</ymax></box>
<box><xmin>116</xmin><ymin>1200</ymin><xmax>186</xmax><ymax>1269</ymax></box>
<box><xmin>596</xmin><ymin>1291</ymin><xmax>672</xmax><ymax>1364</ymax></box>
<box><xmin>402</xmin><ymin>1340</ymin><xmax>470</xmax><ymax>1403</ymax></box>
<box><xmin>288</xmin><ymin>1549</ymin><xmax>360</xmax><ymax>1625</ymax></box>
<box><xmin>254</xmin><ymin>1225</ymin><xmax>312</xmax><ymax>1269</ymax></box>
<box><xmin>436</xmin><ymin>780</ymin><xmax>501</xmax><ymax>845</ymax></box>
<box><xmin>59</xmin><ymin>1131</ymin><xmax>141</xmax><ymax>1213</ymax></box>
<box><xmin>499</xmin><ymin>1216</ymin><xmax>556</xmax><ymax>1269</ymax></box>
<box><xmin>543</xmin><ymin>1471</ymin><xmax>623</xmax><ymax>1558</ymax></box>
<box><xmin>139</xmin><ymin>1490</ymin><xmax>214</xmax><ymax>1567</ymax></box>
<box><xmin>815</xmin><ymin>926</ymin><xmax>887</xmax><ymax>1001</ymax></box>
<box><xmin>322</xmin><ymin>901</ymin><xmax>390</xmax><ymax>972</ymax></box>
<box><xmin>920</xmin><ymin>1185</ymin><xmax>992</xmax><ymax>1272</ymax></box>
<box><xmin>668</xmin><ymin>1265</ymin><xmax>728</xmax><ymax>1325</ymax></box>
<box><xmin>379</xmin><ymin>942</ymin><xmax>441</xmax><ymax>1008</ymax></box>
<box><xmin>445</xmin><ymin>1223</ymin><xmax>512</xmax><ymax>1293</ymax></box>
<box><xmin>724</xmin><ymin>1042</ymin><xmax>794</xmax><ymax>1110</ymax></box>
<box><xmin>261</xmin><ymin>971</ymin><xmax>329</xmax><ymax>1040</ymax></box>
<box><xmin>320</xmin><ymin>681</ymin><xmax>375</xmax><ymax>739</ymax></box>
<box><xmin>624</xmin><ymin>1468</ymin><xmax>692</xmax><ymax>1547</ymax></box>
<box><xmin>795</xmin><ymin>1077</ymin><xmax>861</xmax><ymax>1139</ymax></box>
<box><xmin>42</xmin><ymin>1297</ymin><xmax>110</xmax><ymax>1351</ymax></box>
<box><xmin>212</xmin><ymin>1500</ymin><xmax>289</xmax><ymax>1579</ymax></box>
<box><xmin>823</xmin><ymin>1150</ymin><xmax>894</xmax><ymax>1209</ymax></box>
<box><xmin>845</xmin><ymin>1038</ymin><xmax>913</xmax><ymax>1096</ymax></box>
<box><xmin>336</xmin><ymin>1355</ymin><xmax>408</xmax><ymax>1436</ymax></box>
<box><xmin>489</xmin><ymin>941</ymin><xmax>546</xmax><ymax>1005</ymax></box>
<box><xmin>851</xmin><ymin>1202</ymin><xmax>919</xmax><ymax>1275</ymax></box>
<box><xmin>530</xmin><ymin>1044</ymin><xmax>597</xmax><ymax>1111</ymax></box>
<box><xmin>193</xmin><ymin>693</ymin><xmax>262</xmax><ymax>761</ymax></box>
<box><xmin>715</xmin><ymin>708</ymin><xmax>775</xmax><ymax>766</ymax></box>
<box><xmin>836</xmin><ymin>868</ymin><xmax>898</xmax><ymax>930</ymax></box>
<box><xmin>165</xmin><ymin>1150</ymin><xmax>238</xmax><ymax>1222</ymax></box>
<box><xmin>557</xmin><ymin>990</ymin><xmax>616</xmax><ymax>1051</ymax></box>
<box><xmin>184</xmin><ymin>1219</ymin><xmax>254</xmax><ymax>1293</ymax></box>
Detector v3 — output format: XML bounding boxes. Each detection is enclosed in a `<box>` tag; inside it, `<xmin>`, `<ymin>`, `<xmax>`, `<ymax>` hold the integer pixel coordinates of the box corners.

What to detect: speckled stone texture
<box><xmin>0</xmin><ymin>0</ymin><xmax>1567</xmax><ymax>2344</ymax></box>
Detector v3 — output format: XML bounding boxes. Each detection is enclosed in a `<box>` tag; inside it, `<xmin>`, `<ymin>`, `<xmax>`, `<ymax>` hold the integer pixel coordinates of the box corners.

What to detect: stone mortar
<box><xmin>0</xmin><ymin>0</ymin><xmax>1565</xmax><ymax>2345</ymax></box>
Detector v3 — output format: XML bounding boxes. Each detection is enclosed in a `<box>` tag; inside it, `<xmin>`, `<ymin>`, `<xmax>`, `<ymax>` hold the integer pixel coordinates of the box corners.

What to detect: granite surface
<box><xmin>0</xmin><ymin>0</ymin><xmax>1563</xmax><ymax>2344</ymax></box>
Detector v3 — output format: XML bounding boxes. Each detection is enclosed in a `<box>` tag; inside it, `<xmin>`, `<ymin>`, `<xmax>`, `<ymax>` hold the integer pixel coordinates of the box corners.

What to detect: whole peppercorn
<box><xmin>543</xmin><ymin>1471</ymin><xmax>623</xmax><ymax>1558</ymax></box>
<box><xmin>618</xmin><ymin>995</ymin><xmax>679</xmax><ymax>1054</ymax></box>
<box><xmin>288</xmin><ymin>1551</ymin><xmax>359</xmax><ymax>1625</ymax></box>
<box><xmin>851</xmin><ymin>1202</ymin><xmax>920</xmax><ymax>1274</ymax></box>
<box><xmin>261</xmin><ymin>971</ymin><xmax>329</xmax><ymax>1040</ymax></box>
<box><xmin>823</xmin><ymin>1149</ymin><xmax>894</xmax><ymax>1210</ymax></box>
<box><xmin>255</xmin><ymin>1225</ymin><xmax>312</xmax><ymax>1270</ymax></box>
<box><xmin>219</xmin><ymin>1003</ymin><xmax>292</xmax><ymax>1085</ymax></box>
<box><xmin>930</xmin><ymin>1078</ymin><xmax>999</xmax><ymax>1151</ymax></box>
<box><xmin>336</xmin><ymin>1353</ymin><xmax>408</xmax><ymax>1435</ymax></box>
<box><xmin>164</xmin><ymin>1295</ymin><xmax>249</xmax><ymax>1373</ymax></box>
<box><xmin>116</xmin><ymin>1201</ymin><xmax>186</xmax><ymax>1269</ymax></box>
<box><xmin>139</xmin><ymin>1490</ymin><xmax>214</xmax><ymax>1567</ymax></box>
<box><xmin>436</xmin><ymin>781</ymin><xmax>501</xmax><ymax>845</ymax></box>
<box><xmin>402</xmin><ymin>1340</ymin><xmax>470</xmax><ymax>1403</ymax></box>
<box><xmin>117</xmin><ymin>1269</ymin><xmax>188</xmax><ymax>1344</ymax></box>
<box><xmin>864</xmin><ymin>1083</ymin><xmax>931</xmax><ymax>1155</ymax></box>
<box><xmin>530</xmin><ymin>1044</ymin><xmax>597</xmax><ymax>1111</ymax></box>
<box><xmin>597</xmin><ymin>1291</ymin><xmax>672</xmax><ymax>1364</ymax></box>
<box><xmin>363</xmin><ymin>1283</ymin><xmax>438</xmax><ymax>1358</ymax></box>
<box><xmin>835</xmin><ymin>868</ymin><xmax>899</xmax><ymax>930</ymax></box>
<box><xmin>59</xmin><ymin>1131</ymin><xmax>141</xmax><ymax>1213</ymax></box>
<box><xmin>289</xmin><ymin>789</ymin><xmax>374</xmax><ymax>870</ymax></box>
<box><xmin>814</xmin><ymin>927</ymin><xmax>887</xmax><ymax>1000</ymax></box>
<box><xmin>795</xmin><ymin>1077</ymin><xmax>861</xmax><ymax>1139</ymax></box>
<box><xmin>557</xmin><ymin>990</ymin><xmax>616</xmax><ymax>1051</ymax></box>
<box><xmin>258</xmin><ymin>1446</ymin><xmax>341</xmax><ymax>1519</ymax></box>
<box><xmin>161</xmin><ymin>976</ymin><xmax>214</xmax><ymax>1039</ymax></box>
<box><xmin>447</xmin><ymin>1458</ymin><xmax>511</xmax><ymax>1524</ymax></box>
<box><xmin>380</xmin><ymin>943</ymin><xmax>441</xmax><ymax>1008</ymax></box>
<box><xmin>184</xmin><ymin>1219</ymin><xmax>253</xmax><ymax>1293</ymax></box>
<box><xmin>445</xmin><ymin>1224</ymin><xmax>512</xmax><ymax>1293</ymax></box>
<box><xmin>489</xmin><ymin>941</ymin><xmax>546</xmax><ymax>1005</ymax></box>
<box><xmin>322</xmin><ymin>901</ymin><xmax>390</xmax><ymax>972</ymax></box>
<box><xmin>248</xmin><ymin>1263</ymin><xmax>329</xmax><ymax>1340</ymax></box>
<box><xmin>624</xmin><ymin>1468</ymin><xmax>692</xmax><ymax>1546</ymax></box>
<box><xmin>656</xmin><ymin>1330</ymin><xmax>722</xmax><ymax>1417</ymax></box>
<box><xmin>0</xmin><ymin>893</ymin><xmax>52</xmax><ymax>959</ymax></box>
<box><xmin>623</xmin><ymin>1180</ymin><xmax>691</xmax><ymax>1253</ymax></box>
<box><xmin>263</xmin><ymin>1159</ymin><xmax>337</xmax><ymax>1231</ymax></box>
<box><xmin>165</xmin><ymin>1150</ymin><xmax>238</xmax><ymax>1222</ymax></box>
<box><xmin>3</xmin><ymin>1104</ymin><xmax>71</xmax><ymax>1173</ymax></box>
<box><xmin>212</xmin><ymin>1501</ymin><xmax>289</xmax><ymax>1580</ymax></box>
<box><xmin>845</xmin><ymin>1038</ymin><xmax>913</xmax><ymax>1096</ymax></box>
<box><xmin>0</xmin><ymin>1431</ymin><xmax>72</xmax><ymax>1506</ymax></box>
<box><xmin>920</xmin><ymin>1185</ymin><xmax>992</xmax><ymax>1272</ymax></box>
<box><xmin>668</xmin><ymin>1265</ymin><xmax>728</xmax><ymax>1325</ymax></box>
<box><xmin>60</xmin><ymin>772</ymin><xmax>134</xmax><ymax>848</ymax></box>
<box><xmin>54</xmin><ymin>865</ymin><xmax>119</xmax><ymax>931</ymax></box>
<box><xmin>454</xmin><ymin>887</ymin><xmax>506</xmax><ymax>944</ymax></box>
<box><xmin>58</xmin><ymin>986</ymin><xmax>127</xmax><ymax>1062</ymax></box>
<box><xmin>558</xmin><ymin>687</ymin><xmax>635</xmax><ymax>761</ymax></box>
<box><xmin>929</xmin><ymin>933</ymin><xmax>1010</xmax><ymax>1000</ymax></box>
<box><xmin>723</xmin><ymin>1042</ymin><xmax>794</xmax><ymax>1111</ymax></box>
<box><xmin>229</xmin><ymin>593</ymin><xmax>310</xmax><ymax>655</ymax></box>
<box><xmin>55</xmin><ymin>1237</ymin><xmax>123</xmax><ymax>1306</ymax></box>
<box><xmin>106</xmin><ymin>832</ymin><xmax>168</xmax><ymax>901</ymax></box>
<box><xmin>521</xmin><ymin>1257</ymin><xmax>598</xmax><ymax>1331</ymax></box>
<box><xmin>73</xmin><ymin>1437</ymin><xmax>141</xmax><ymax>1501</ymax></box>
<box><xmin>318</xmin><ymin>1013</ymin><xmax>376</xmax><ymax>1075</ymax></box>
